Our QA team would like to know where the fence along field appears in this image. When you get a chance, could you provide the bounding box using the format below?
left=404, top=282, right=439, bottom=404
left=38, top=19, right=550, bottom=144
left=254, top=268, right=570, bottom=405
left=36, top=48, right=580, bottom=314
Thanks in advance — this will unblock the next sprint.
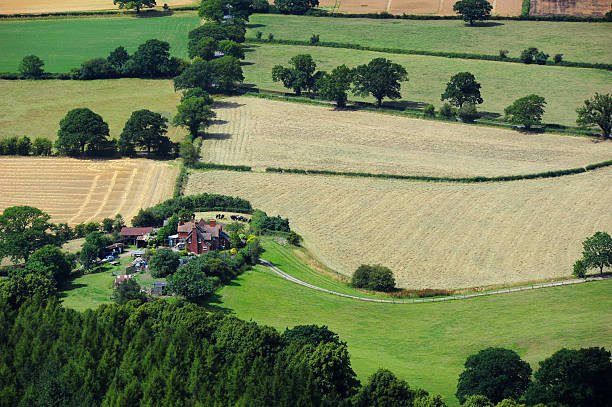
left=530, top=0, right=611, bottom=17
left=203, top=97, right=612, bottom=177
left=0, top=157, right=177, bottom=225
left=317, top=0, right=523, bottom=15
left=0, top=0, right=196, bottom=14
left=186, top=168, right=612, bottom=289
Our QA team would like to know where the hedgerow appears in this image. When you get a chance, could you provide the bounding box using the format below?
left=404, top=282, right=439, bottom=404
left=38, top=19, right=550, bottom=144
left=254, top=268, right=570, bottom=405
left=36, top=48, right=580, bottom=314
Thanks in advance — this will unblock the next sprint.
left=189, top=162, right=252, bottom=171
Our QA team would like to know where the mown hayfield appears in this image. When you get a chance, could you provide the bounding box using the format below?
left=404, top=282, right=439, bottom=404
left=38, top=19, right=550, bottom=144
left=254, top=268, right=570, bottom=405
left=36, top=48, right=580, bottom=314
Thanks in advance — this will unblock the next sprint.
left=0, top=12, right=199, bottom=72
left=0, top=79, right=186, bottom=141
left=186, top=168, right=612, bottom=289
left=247, top=14, right=612, bottom=64
left=530, top=0, right=611, bottom=17
left=218, top=263, right=612, bottom=406
left=204, top=97, right=612, bottom=177
left=243, top=43, right=612, bottom=126
left=0, top=157, right=177, bottom=225
left=0, top=0, right=196, bottom=14
left=314, top=0, right=522, bottom=15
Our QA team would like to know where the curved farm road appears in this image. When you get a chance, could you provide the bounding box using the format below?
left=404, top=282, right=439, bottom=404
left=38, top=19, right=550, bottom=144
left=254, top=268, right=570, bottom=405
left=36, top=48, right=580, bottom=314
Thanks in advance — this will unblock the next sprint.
left=259, top=260, right=611, bottom=304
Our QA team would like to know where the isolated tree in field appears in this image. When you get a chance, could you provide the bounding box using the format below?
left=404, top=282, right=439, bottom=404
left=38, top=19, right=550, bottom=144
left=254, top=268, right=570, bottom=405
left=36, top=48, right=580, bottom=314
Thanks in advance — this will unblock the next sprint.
left=318, top=64, right=353, bottom=108
left=524, top=347, right=612, bottom=407
left=441, top=72, right=483, bottom=108
left=189, top=36, right=218, bottom=60
left=150, top=248, right=180, bottom=277
left=353, top=369, right=418, bottom=407
left=113, top=0, right=156, bottom=13
left=218, top=40, right=245, bottom=59
left=210, top=56, right=244, bottom=93
left=173, top=97, right=216, bottom=138
left=120, top=109, right=170, bottom=154
left=504, top=94, right=546, bottom=130
left=272, top=54, right=321, bottom=96
left=456, top=347, right=532, bottom=404
left=130, top=39, right=173, bottom=77
left=453, top=0, right=493, bottom=25
left=18, top=55, right=45, bottom=79
left=0, top=206, right=56, bottom=263
left=25, top=245, right=72, bottom=285
left=351, top=264, right=396, bottom=292
left=107, top=46, right=130, bottom=73
left=352, top=58, right=408, bottom=107
left=573, top=232, right=612, bottom=275
left=55, top=108, right=110, bottom=156
left=576, top=92, right=612, bottom=139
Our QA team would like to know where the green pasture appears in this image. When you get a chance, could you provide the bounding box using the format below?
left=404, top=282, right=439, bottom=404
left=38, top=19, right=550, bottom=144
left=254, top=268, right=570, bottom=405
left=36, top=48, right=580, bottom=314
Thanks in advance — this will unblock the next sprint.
left=0, top=12, right=200, bottom=72
left=247, top=14, right=612, bottom=65
left=217, top=264, right=612, bottom=406
left=243, top=43, right=612, bottom=126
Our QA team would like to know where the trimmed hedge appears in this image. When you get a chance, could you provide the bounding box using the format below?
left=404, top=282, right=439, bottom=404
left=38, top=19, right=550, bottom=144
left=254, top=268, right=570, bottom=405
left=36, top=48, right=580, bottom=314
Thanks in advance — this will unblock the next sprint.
left=189, top=162, right=252, bottom=171
left=265, top=159, right=612, bottom=183
left=0, top=8, right=193, bottom=19
left=174, top=165, right=188, bottom=198
left=246, top=38, right=612, bottom=71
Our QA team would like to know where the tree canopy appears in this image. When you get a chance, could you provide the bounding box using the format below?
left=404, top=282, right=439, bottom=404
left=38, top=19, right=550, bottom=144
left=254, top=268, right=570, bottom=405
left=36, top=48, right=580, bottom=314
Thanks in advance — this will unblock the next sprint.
left=453, top=0, right=493, bottom=25
left=351, top=264, right=396, bottom=292
left=353, top=368, right=419, bottom=407
left=113, top=0, right=156, bottom=13
left=18, top=55, right=45, bottom=79
left=272, top=54, right=321, bottom=96
left=149, top=248, right=180, bottom=277
left=318, top=64, right=353, bottom=108
left=173, top=96, right=216, bottom=138
left=274, top=0, right=319, bottom=14
left=120, top=109, right=170, bottom=155
left=0, top=206, right=56, bottom=263
left=352, top=58, right=408, bottom=107
left=504, top=94, right=546, bottom=130
left=456, top=347, right=532, bottom=404
left=441, top=72, right=483, bottom=108
left=188, top=36, right=218, bottom=60
left=576, top=92, right=612, bottom=139
left=55, top=108, right=111, bottom=156
left=199, top=0, right=253, bottom=21
left=575, top=231, right=612, bottom=275
left=130, top=39, right=174, bottom=77
left=25, top=245, right=72, bottom=285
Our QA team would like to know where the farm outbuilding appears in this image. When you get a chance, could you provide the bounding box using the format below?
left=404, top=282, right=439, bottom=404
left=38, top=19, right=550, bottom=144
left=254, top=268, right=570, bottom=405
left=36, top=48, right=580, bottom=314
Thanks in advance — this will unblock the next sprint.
left=120, top=227, right=153, bottom=247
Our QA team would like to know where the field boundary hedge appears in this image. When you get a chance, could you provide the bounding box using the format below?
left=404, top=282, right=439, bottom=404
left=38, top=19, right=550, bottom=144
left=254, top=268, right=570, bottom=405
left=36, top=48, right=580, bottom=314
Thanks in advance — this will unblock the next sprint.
left=263, top=159, right=612, bottom=183
left=0, top=7, right=197, bottom=19
left=245, top=38, right=612, bottom=70
left=189, top=162, right=253, bottom=171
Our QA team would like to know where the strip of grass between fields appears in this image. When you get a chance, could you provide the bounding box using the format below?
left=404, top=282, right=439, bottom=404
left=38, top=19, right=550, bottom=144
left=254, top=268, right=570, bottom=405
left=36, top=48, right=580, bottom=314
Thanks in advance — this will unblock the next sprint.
left=264, top=159, right=612, bottom=183
left=245, top=38, right=612, bottom=71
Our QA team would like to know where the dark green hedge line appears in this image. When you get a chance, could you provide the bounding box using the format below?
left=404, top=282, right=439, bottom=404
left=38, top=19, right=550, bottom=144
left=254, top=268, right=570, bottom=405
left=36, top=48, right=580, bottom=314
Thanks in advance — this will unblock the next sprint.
left=189, top=162, right=252, bottom=172
left=265, top=160, right=612, bottom=183
left=174, top=166, right=188, bottom=198
left=0, top=8, right=195, bottom=18
left=246, top=38, right=612, bottom=70
left=0, top=72, right=71, bottom=80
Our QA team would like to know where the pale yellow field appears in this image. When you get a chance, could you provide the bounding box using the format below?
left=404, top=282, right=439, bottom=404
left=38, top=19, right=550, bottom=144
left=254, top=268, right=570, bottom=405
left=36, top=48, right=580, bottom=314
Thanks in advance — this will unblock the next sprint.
left=203, top=97, right=612, bottom=178
left=0, top=79, right=186, bottom=141
left=186, top=169, right=612, bottom=289
left=0, top=157, right=177, bottom=225
left=0, top=0, right=196, bottom=15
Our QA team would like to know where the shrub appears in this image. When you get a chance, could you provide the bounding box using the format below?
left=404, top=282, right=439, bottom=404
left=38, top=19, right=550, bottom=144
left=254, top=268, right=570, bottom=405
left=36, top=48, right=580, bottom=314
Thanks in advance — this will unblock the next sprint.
left=16, top=136, right=32, bottom=156
left=18, top=55, right=45, bottom=79
left=287, top=231, right=301, bottom=246
left=423, top=104, right=435, bottom=117
left=253, top=0, right=270, bottom=12
left=553, top=53, right=563, bottom=63
left=499, top=49, right=509, bottom=58
left=79, top=58, right=116, bottom=80
left=534, top=51, right=549, bottom=65
left=439, top=102, right=455, bottom=118
left=351, top=264, right=396, bottom=292
left=256, top=31, right=263, bottom=39
left=309, top=34, right=320, bottom=44
left=149, top=248, right=181, bottom=277
left=268, top=33, right=274, bottom=41
left=520, top=47, right=538, bottom=64
left=458, top=103, right=479, bottom=122
left=32, top=138, right=52, bottom=156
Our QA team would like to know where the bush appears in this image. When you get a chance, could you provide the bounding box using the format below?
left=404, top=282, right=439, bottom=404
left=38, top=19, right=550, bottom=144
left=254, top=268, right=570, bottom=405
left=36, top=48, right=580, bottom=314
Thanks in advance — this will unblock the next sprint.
left=458, top=103, right=478, bottom=122
left=256, top=31, right=263, bottom=39
left=79, top=58, right=116, bottom=80
left=253, top=0, right=270, bottom=12
left=149, top=248, right=180, bottom=277
left=287, top=231, right=301, bottom=245
left=553, top=53, right=563, bottom=63
left=268, top=33, right=274, bottom=41
left=18, top=55, right=45, bottom=79
left=16, top=136, right=32, bottom=156
left=499, top=49, right=509, bottom=58
left=520, top=47, right=538, bottom=64
left=534, top=51, right=549, bottom=65
left=423, top=104, right=435, bottom=117
left=439, top=103, right=455, bottom=118
left=309, top=34, right=320, bottom=44
left=32, top=138, right=52, bottom=156
left=351, top=264, right=396, bottom=292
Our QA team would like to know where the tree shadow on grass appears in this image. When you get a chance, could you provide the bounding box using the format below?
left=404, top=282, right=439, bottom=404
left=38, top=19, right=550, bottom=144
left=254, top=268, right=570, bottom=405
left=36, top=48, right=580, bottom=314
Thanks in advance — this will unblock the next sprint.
left=210, top=119, right=229, bottom=126
left=478, top=111, right=502, bottom=120
left=213, top=100, right=245, bottom=109
left=464, top=21, right=504, bottom=27
left=57, top=279, right=88, bottom=300
left=243, top=44, right=260, bottom=52
left=205, top=133, right=232, bottom=140
left=199, top=293, right=235, bottom=314
left=246, top=23, right=266, bottom=28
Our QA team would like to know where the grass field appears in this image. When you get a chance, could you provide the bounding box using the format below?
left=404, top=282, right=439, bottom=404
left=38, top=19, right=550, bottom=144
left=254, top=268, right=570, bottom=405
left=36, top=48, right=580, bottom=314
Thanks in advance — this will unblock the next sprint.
left=0, top=157, right=177, bottom=225
left=0, top=0, right=196, bottom=14
left=243, top=43, right=612, bottom=126
left=217, top=264, right=612, bottom=406
left=204, top=97, right=612, bottom=177
left=0, top=79, right=187, bottom=141
left=247, top=15, right=612, bottom=65
left=0, top=12, right=200, bottom=72
left=185, top=168, right=612, bottom=289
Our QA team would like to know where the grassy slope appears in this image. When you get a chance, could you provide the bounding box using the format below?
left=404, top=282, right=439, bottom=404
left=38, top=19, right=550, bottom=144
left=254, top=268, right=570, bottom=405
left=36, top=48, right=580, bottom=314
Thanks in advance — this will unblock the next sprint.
left=217, top=264, right=612, bottom=406
left=0, top=12, right=200, bottom=72
left=243, top=43, right=612, bottom=126
left=0, top=79, right=185, bottom=140
left=247, top=14, right=612, bottom=65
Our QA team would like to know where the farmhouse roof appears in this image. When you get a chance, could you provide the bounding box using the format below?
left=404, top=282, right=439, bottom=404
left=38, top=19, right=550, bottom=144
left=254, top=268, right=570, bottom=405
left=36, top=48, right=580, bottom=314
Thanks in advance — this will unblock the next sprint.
left=178, top=222, right=195, bottom=234
left=120, top=227, right=153, bottom=237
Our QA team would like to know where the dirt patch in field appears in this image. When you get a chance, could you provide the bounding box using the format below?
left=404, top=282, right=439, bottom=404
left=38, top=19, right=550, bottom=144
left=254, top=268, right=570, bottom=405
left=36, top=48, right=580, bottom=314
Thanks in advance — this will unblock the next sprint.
left=186, top=169, right=612, bottom=289
left=530, top=0, right=611, bottom=16
left=0, top=0, right=196, bottom=15
left=0, top=157, right=177, bottom=225
left=202, top=97, right=612, bottom=178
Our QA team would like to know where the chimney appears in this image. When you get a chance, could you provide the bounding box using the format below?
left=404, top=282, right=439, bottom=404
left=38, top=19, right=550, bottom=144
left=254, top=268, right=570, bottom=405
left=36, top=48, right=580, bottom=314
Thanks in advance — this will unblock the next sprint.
left=209, top=219, right=216, bottom=227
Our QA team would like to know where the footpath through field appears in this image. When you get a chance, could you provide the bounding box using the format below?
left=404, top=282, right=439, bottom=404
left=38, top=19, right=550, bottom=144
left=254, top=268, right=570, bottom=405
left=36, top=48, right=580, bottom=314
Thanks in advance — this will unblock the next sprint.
left=259, top=259, right=611, bottom=303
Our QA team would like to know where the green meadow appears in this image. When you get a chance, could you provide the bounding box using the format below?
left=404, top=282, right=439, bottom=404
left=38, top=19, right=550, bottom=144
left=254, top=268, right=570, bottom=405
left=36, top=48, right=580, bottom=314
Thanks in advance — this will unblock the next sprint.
left=217, top=240, right=612, bottom=406
left=0, top=12, right=200, bottom=72
left=247, top=14, right=612, bottom=64
left=243, top=43, right=612, bottom=126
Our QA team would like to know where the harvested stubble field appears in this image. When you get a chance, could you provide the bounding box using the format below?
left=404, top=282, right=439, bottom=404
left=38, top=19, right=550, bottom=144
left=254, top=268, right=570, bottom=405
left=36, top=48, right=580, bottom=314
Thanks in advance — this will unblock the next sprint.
left=246, top=15, right=612, bottom=65
left=315, top=0, right=522, bottom=15
left=530, top=0, right=611, bottom=17
left=0, top=79, right=186, bottom=141
left=0, top=13, right=199, bottom=72
left=0, top=0, right=196, bottom=15
left=186, top=168, right=612, bottom=289
left=204, top=97, right=612, bottom=177
left=243, top=43, right=612, bottom=126
left=0, top=157, right=177, bottom=225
